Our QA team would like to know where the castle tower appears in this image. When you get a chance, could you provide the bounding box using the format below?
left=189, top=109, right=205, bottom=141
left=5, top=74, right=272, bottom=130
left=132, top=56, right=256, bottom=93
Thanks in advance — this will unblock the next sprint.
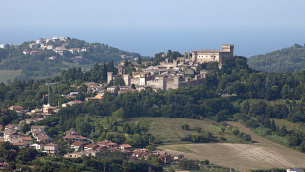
left=118, top=63, right=124, bottom=75
left=222, top=44, right=234, bottom=58
left=184, top=52, right=191, bottom=60
left=107, top=72, right=113, bottom=84
left=159, top=77, right=164, bottom=90
left=173, top=59, right=178, bottom=67
left=140, top=75, right=146, bottom=86
left=173, top=76, right=179, bottom=89
left=123, top=74, right=131, bottom=86
left=192, top=51, right=198, bottom=62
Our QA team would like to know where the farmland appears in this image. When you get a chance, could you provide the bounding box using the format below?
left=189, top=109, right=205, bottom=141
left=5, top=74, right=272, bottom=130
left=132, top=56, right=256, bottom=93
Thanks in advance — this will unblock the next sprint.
left=159, top=121, right=305, bottom=171
left=129, top=117, right=246, bottom=143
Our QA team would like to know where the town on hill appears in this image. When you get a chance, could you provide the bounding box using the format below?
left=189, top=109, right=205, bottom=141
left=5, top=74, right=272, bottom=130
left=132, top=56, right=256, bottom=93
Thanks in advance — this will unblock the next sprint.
left=0, top=37, right=141, bottom=83
left=1, top=41, right=305, bottom=171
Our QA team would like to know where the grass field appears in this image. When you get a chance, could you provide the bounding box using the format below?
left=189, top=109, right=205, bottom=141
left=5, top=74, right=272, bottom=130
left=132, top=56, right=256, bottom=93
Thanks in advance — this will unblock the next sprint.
left=129, top=117, right=245, bottom=143
left=159, top=121, right=305, bottom=171
left=273, top=118, right=305, bottom=133
left=0, top=70, right=22, bottom=84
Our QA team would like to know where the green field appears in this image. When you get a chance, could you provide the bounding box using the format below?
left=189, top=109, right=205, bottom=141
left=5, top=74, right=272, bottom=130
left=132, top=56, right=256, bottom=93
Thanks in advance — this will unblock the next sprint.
left=272, top=118, right=305, bottom=133
left=0, top=70, right=22, bottom=84
left=129, top=117, right=245, bottom=143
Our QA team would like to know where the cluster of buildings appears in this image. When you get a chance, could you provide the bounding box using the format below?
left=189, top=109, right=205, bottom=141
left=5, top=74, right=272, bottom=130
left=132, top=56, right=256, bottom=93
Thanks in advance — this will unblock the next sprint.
left=0, top=124, right=58, bottom=154
left=106, top=44, right=234, bottom=91
left=64, top=133, right=183, bottom=163
left=17, top=37, right=91, bottom=63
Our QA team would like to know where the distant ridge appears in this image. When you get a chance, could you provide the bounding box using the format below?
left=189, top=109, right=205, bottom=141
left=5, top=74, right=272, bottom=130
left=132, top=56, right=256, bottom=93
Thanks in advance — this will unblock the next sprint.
left=0, top=37, right=141, bottom=83
left=248, top=43, right=305, bottom=73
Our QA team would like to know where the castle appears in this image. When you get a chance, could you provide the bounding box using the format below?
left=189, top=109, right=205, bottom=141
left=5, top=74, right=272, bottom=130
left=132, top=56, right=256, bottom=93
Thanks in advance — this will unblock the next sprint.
left=108, top=44, right=234, bottom=91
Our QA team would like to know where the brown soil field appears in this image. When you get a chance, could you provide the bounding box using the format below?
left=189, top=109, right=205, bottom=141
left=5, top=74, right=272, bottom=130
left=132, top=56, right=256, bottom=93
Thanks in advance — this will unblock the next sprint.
left=160, top=121, right=305, bottom=171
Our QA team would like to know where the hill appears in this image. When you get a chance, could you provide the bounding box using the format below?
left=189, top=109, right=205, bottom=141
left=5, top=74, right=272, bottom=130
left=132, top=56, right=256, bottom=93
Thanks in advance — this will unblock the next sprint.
left=160, top=121, right=305, bottom=171
left=0, top=37, right=141, bottom=83
left=248, top=43, right=305, bottom=73
left=129, top=117, right=248, bottom=144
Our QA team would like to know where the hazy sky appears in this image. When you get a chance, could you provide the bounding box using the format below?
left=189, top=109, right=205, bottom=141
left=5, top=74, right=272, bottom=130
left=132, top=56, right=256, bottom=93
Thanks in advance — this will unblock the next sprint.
left=1, top=0, right=305, bottom=57
left=2, top=0, right=305, bottom=28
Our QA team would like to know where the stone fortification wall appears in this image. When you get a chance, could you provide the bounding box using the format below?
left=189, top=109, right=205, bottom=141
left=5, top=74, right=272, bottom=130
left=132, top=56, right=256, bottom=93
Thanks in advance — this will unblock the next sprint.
left=130, top=78, right=140, bottom=86
left=179, top=77, right=207, bottom=88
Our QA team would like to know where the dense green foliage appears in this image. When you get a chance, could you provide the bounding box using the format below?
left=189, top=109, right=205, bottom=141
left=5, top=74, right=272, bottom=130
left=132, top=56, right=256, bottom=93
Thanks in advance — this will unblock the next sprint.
left=248, top=43, right=305, bottom=73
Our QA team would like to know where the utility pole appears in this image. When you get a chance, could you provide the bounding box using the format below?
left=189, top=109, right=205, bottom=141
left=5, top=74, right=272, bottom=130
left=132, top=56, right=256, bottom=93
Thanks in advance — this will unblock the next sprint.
left=45, top=83, right=58, bottom=106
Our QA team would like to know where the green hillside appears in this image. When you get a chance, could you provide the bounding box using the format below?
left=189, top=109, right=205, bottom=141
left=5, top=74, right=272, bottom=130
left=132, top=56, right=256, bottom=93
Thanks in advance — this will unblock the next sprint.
left=0, top=38, right=141, bottom=83
left=248, top=43, right=305, bottom=73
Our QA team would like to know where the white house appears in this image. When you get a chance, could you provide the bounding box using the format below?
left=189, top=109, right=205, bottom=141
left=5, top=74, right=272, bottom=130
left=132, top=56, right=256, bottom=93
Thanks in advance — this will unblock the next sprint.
left=287, top=167, right=304, bottom=172
left=30, top=143, right=44, bottom=151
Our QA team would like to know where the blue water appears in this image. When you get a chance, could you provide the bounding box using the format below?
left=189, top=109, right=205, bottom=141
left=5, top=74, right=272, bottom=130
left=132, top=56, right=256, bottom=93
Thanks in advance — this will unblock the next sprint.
left=1, top=26, right=305, bottom=57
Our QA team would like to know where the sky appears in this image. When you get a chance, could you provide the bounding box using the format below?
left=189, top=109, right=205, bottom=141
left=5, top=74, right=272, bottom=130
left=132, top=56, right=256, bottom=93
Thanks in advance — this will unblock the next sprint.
left=1, top=0, right=305, bottom=57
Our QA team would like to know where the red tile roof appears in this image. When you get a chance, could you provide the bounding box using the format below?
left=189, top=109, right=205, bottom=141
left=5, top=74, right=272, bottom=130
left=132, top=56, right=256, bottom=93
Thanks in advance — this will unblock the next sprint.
left=71, top=141, right=87, bottom=147
left=96, top=140, right=109, bottom=145
left=120, top=144, right=132, bottom=148
left=21, top=137, right=32, bottom=141
left=46, top=143, right=58, bottom=146
left=95, top=145, right=107, bottom=151
left=106, top=142, right=118, bottom=146
left=85, top=144, right=98, bottom=149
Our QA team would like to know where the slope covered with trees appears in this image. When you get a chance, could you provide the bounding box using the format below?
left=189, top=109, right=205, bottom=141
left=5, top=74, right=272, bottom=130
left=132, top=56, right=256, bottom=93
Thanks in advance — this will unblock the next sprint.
left=3, top=53, right=305, bottom=172
left=0, top=38, right=140, bottom=83
left=248, top=43, right=305, bottom=73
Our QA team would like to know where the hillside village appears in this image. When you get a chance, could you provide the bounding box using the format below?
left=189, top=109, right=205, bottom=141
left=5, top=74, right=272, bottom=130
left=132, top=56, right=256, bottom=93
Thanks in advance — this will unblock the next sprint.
left=2, top=39, right=305, bottom=170
left=0, top=41, right=238, bottom=171
left=1, top=37, right=137, bottom=64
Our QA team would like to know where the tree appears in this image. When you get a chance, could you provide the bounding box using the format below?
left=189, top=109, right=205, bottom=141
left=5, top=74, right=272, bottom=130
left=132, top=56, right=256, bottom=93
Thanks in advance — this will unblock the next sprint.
left=108, top=60, right=114, bottom=73
left=112, top=107, right=125, bottom=120
left=181, top=124, right=190, bottom=130
left=76, top=92, right=85, bottom=101
left=17, top=148, right=37, bottom=164
left=136, top=57, right=142, bottom=64
left=21, top=123, right=31, bottom=133
left=168, top=167, right=175, bottom=172
left=271, top=120, right=276, bottom=131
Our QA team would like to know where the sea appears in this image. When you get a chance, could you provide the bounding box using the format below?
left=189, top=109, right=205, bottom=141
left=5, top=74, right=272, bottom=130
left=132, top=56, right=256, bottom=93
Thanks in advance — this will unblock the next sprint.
left=1, top=26, right=305, bottom=57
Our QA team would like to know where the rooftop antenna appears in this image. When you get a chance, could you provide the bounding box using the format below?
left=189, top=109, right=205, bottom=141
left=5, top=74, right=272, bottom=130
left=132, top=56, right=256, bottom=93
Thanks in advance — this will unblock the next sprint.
left=45, top=83, right=58, bottom=106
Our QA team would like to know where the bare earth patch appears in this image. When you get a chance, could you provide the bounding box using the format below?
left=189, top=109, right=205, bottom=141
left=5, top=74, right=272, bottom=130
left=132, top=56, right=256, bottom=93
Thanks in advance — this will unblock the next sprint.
left=160, top=121, right=305, bottom=171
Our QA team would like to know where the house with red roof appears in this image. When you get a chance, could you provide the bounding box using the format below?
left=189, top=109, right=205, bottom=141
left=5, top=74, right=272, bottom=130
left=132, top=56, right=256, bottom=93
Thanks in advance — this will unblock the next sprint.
left=84, top=144, right=98, bottom=151
left=21, top=137, right=33, bottom=144
left=95, top=145, right=107, bottom=152
left=8, top=105, right=24, bottom=112
left=71, top=141, right=87, bottom=151
left=64, top=128, right=87, bottom=142
left=13, top=142, right=29, bottom=149
left=97, top=140, right=118, bottom=148
left=119, top=144, right=132, bottom=150
left=0, top=163, right=9, bottom=171
left=44, top=143, right=58, bottom=154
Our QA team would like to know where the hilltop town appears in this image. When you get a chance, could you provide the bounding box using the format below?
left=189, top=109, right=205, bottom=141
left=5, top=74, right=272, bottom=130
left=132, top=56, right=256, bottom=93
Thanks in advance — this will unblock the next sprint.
left=108, top=44, right=234, bottom=91
left=0, top=41, right=238, bottom=171
left=2, top=38, right=304, bottom=171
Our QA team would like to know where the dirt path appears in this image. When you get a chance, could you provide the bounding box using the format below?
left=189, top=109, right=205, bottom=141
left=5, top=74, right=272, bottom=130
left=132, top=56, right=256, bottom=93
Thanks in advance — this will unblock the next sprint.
left=160, top=122, right=305, bottom=171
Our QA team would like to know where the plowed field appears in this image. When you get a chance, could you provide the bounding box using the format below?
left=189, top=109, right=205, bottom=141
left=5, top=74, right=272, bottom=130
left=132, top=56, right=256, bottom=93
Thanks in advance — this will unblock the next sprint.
left=160, top=121, right=305, bottom=171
